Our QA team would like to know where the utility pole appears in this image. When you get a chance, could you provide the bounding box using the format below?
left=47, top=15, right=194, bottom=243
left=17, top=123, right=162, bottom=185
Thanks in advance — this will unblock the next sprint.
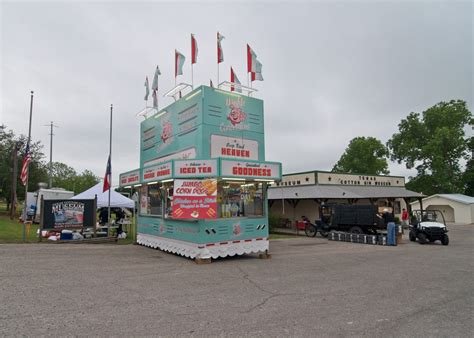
left=10, top=142, right=22, bottom=219
left=44, top=121, right=58, bottom=188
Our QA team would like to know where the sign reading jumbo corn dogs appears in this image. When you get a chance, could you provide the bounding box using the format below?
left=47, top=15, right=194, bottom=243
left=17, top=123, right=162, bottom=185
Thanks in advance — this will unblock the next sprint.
left=172, top=179, right=217, bottom=219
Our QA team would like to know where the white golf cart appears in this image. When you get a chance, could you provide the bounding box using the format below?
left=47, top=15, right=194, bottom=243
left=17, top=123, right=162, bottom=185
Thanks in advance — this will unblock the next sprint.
left=409, top=209, right=449, bottom=245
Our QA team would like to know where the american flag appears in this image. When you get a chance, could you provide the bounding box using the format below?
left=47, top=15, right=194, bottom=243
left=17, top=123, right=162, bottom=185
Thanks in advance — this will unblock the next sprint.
left=20, top=143, right=30, bottom=186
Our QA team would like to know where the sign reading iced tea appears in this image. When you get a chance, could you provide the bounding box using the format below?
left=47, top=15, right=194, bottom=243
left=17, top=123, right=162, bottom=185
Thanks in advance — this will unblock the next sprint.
left=172, top=179, right=217, bottom=219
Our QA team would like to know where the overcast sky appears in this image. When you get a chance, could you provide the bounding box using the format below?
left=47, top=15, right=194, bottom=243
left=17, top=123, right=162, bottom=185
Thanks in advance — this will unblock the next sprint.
left=1, top=0, right=472, bottom=186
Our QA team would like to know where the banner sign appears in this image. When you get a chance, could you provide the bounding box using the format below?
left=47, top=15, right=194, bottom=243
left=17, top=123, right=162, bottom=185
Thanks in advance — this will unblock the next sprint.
left=119, top=170, right=140, bottom=187
left=210, top=134, right=258, bottom=160
left=42, top=199, right=95, bottom=230
left=220, top=160, right=281, bottom=180
left=142, top=162, right=172, bottom=182
left=174, top=159, right=218, bottom=178
left=172, top=179, right=217, bottom=219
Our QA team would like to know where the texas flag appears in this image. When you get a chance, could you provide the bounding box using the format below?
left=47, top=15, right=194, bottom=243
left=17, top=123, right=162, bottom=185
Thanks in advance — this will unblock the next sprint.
left=103, top=155, right=111, bottom=192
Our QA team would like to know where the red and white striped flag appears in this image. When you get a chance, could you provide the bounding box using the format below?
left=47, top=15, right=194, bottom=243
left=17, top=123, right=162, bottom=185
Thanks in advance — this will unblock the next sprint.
left=247, top=44, right=263, bottom=82
left=230, top=67, right=242, bottom=93
left=20, top=143, right=30, bottom=186
left=191, top=34, right=198, bottom=64
left=175, top=50, right=185, bottom=77
left=217, top=32, right=225, bottom=63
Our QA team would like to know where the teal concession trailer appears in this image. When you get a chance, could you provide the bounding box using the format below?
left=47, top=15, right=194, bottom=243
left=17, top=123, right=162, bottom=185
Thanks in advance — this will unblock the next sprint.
left=119, top=85, right=281, bottom=259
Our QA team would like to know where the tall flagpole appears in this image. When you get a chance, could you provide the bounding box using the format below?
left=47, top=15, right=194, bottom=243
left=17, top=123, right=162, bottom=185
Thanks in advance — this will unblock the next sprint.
left=22, top=91, right=34, bottom=242
left=191, top=64, right=194, bottom=89
left=107, top=104, right=113, bottom=230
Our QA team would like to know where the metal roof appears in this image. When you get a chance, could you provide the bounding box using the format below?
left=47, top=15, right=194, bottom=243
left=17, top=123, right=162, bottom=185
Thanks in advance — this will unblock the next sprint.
left=428, top=194, right=474, bottom=205
left=268, top=185, right=424, bottom=200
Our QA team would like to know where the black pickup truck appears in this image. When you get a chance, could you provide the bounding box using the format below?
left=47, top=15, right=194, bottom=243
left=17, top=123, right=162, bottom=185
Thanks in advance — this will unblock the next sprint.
left=317, top=204, right=386, bottom=234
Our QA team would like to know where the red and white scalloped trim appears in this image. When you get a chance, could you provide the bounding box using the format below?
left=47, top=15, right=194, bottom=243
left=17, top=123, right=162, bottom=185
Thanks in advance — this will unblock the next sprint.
left=137, top=233, right=269, bottom=259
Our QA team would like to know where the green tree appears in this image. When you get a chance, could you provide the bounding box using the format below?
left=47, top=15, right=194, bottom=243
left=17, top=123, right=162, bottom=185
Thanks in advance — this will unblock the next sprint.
left=50, top=162, right=77, bottom=190
left=0, top=126, right=48, bottom=209
left=388, top=100, right=472, bottom=195
left=72, top=170, right=99, bottom=194
left=332, top=136, right=390, bottom=175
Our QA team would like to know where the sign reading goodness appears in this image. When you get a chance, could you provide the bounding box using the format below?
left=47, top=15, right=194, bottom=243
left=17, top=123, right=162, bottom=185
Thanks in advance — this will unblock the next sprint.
left=42, top=199, right=96, bottom=230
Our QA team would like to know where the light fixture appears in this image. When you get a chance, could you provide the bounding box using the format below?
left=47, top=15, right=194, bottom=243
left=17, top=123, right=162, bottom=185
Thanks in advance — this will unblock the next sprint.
left=255, top=179, right=275, bottom=184
left=221, top=177, right=245, bottom=181
left=185, top=89, right=201, bottom=101
left=161, top=178, right=174, bottom=183
left=133, top=184, right=142, bottom=187
left=147, top=181, right=159, bottom=185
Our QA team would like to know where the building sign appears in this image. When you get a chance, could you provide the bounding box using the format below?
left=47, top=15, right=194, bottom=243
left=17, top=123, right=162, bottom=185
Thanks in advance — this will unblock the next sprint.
left=42, top=199, right=95, bottom=230
left=317, top=172, right=405, bottom=187
left=144, top=147, right=196, bottom=167
left=172, top=179, right=217, bottom=219
left=142, top=162, right=172, bottom=182
left=119, top=170, right=140, bottom=187
left=220, top=160, right=281, bottom=180
left=273, top=172, right=316, bottom=187
left=211, top=135, right=258, bottom=160
left=174, top=159, right=218, bottom=178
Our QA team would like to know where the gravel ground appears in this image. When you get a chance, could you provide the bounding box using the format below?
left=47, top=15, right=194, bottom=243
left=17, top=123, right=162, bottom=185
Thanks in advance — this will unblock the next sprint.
left=0, top=224, right=472, bottom=337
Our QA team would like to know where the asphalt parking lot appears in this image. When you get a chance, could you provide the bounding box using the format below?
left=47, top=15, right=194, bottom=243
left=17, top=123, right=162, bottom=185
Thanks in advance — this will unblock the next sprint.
left=1, top=224, right=472, bottom=337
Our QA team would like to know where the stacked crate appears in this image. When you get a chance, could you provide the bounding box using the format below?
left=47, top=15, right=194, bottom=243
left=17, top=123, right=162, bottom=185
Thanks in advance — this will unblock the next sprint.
left=328, top=231, right=387, bottom=245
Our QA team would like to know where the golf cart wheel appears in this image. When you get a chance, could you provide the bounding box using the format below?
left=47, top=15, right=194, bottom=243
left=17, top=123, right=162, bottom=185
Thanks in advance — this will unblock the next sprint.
left=305, top=224, right=317, bottom=237
left=350, top=226, right=363, bottom=234
left=409, top=230, right=417, bottom=242
left=441, top=234, right=449, bottom=246
left=417, top=232, right=428, bottom=244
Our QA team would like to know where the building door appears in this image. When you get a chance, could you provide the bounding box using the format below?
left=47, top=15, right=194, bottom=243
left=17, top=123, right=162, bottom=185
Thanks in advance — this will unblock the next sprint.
left=426, top=205, right=455, bottom=222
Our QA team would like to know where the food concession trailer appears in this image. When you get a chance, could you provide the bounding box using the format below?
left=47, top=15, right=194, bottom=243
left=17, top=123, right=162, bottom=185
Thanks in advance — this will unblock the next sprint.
left=120, top=85, right=281, bottom=260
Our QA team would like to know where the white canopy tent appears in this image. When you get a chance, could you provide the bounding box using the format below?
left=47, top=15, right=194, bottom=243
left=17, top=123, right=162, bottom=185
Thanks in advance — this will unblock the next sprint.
left=71, top=182, right=135, bottom=209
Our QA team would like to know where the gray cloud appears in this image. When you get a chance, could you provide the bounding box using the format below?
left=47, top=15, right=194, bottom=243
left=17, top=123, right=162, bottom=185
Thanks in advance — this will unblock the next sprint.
left=1, top=1, right=472, bottom=187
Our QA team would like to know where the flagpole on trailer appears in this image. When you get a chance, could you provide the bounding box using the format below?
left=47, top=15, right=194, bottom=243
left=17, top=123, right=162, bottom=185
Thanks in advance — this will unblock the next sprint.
left=191, top=63, right=194, bottom=89
left=22, top=91, right=34, bottom=242
left=217, top=63, right=219, bottom=87
left=107, top=104, right=113, bottom=235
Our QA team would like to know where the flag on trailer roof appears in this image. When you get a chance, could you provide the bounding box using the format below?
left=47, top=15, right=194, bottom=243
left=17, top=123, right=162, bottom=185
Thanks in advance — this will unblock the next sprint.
left=191, top=34, right=198, bottom=64
left=144, top=77, right=150, bottom=100
left=247, top=44, right=258, bottom=73
left=151, top=65, right=161, bottom=91
left=251, top=59, right=264, bottom=82
left=217, top=32, right=225, bottom=63
left=230, top=67, right=242, bottom=93
left=175, top=50, right=185, bottom=77
left=103, top=155, right=111, bottom=192
left=20, top=143, right=30, bottom=186
left=152, top=89, right=158, bottom=108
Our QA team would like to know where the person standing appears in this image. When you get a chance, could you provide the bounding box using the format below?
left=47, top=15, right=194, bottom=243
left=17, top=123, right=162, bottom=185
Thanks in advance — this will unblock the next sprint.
left=401, top=208, right=409, bottom=230
left=382, top=208, right=397, bottom=246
